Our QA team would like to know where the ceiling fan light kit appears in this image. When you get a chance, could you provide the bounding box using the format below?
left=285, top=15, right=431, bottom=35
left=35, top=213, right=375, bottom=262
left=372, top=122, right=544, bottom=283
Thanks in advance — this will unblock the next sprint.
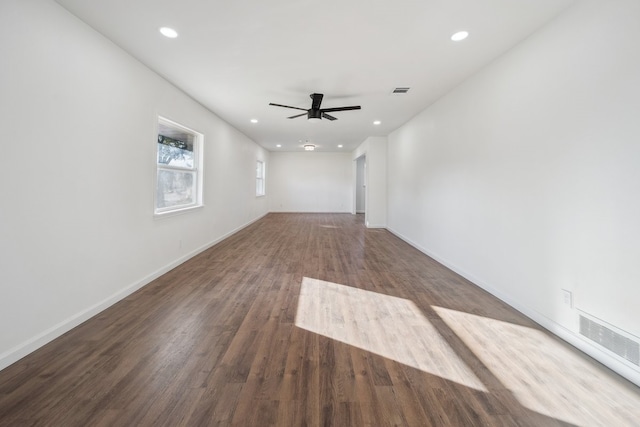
left=304, top=144, right=316, bottom=151
left=269, top=93, right=361, bottom=121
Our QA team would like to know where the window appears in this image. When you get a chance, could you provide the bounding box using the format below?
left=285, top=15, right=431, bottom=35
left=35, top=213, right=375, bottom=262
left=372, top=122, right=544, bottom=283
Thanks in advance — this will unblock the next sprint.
left=155, top=117, right=203, bottom=215
left=256, top=160, right=265, bottom=196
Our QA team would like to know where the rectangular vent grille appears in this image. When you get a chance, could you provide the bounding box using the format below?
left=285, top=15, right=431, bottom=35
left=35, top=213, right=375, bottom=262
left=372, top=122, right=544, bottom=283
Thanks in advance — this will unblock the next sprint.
left=579, top=315, right=640, bottom=366
left=392, top=87, right=410, bottom=94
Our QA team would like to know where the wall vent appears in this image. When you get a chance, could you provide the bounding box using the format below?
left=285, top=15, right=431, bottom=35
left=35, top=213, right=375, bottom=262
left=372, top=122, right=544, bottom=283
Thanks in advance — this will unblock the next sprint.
left=392, top=87, right=410, bottom=94
left=579, top=314, right=640, bottom=366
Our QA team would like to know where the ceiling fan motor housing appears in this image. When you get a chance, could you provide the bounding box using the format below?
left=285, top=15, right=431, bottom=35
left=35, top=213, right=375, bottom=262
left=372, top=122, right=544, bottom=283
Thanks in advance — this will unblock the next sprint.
left=308, top=109, right=322, bottom=120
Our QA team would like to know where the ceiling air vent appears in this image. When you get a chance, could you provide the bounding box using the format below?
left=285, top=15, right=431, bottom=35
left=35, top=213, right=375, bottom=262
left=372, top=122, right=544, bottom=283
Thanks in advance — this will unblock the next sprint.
left=392, top=87, right=410, bottom=94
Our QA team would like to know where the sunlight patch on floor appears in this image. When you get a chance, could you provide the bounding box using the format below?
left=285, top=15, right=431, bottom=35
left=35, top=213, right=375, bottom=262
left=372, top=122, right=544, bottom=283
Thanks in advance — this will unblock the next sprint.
left=295, top=277, right=486, bottom=391
left=433, top=306, right=640, bottom=426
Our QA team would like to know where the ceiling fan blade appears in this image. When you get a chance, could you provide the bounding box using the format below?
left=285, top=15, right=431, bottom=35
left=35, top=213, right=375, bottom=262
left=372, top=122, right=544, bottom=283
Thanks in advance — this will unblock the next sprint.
left=310, top=93, right=324, bottom=110
left=287, top=112, right=307, bottom=119
left=322, top=113, right=337, bottom=121
left=320, top=106, right=361, bottom=113
left=269, top=103, right=308, bottom=111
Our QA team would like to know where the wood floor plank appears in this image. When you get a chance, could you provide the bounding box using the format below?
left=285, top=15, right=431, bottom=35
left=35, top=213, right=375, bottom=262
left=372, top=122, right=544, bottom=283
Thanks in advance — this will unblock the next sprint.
left=1, top=213, right=639, bottom=426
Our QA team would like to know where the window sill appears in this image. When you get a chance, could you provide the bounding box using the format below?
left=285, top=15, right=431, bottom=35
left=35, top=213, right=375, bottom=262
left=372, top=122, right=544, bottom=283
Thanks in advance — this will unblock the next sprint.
left=154, top=204, right=204, bottom=219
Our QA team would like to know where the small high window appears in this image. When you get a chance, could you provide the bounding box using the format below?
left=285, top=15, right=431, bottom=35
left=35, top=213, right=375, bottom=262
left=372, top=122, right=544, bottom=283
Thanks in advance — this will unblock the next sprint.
left=155, top=117, right=203, bottom=215
left=256, top=160, right=265, bottom=196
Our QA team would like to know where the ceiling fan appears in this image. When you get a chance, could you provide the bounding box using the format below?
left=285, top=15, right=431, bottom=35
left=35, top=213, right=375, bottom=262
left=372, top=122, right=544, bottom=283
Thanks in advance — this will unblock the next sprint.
left=269, top=93, right=361, bottom=121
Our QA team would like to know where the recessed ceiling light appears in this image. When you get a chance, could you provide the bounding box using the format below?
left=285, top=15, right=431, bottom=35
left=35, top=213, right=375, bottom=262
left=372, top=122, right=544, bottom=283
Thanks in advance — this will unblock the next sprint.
left=250, top=119, right=258, bottom=123
left=373, top=120, right=381, bottom=125
left=159, top=27, right=179, bottom=38
left=338, top=145, right=343, bottom=148
left=276, top=144, right=282, bottom=148
left=451, top=31, right=469, bottom=42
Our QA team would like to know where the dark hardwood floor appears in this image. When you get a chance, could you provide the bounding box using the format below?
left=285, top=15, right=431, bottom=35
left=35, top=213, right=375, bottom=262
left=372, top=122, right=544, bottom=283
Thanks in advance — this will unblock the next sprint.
left=0, top=213, right=639, bottom=426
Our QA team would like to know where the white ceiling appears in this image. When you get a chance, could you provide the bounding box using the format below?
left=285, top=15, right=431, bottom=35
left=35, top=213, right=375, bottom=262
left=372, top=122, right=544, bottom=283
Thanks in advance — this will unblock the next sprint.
left=55, top=0, right=574, bottom=152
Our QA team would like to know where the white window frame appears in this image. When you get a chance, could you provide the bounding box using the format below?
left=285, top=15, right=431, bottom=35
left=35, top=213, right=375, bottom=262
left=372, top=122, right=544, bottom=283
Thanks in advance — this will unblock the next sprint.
left=256, top=160, right=265, bottom=197
left=154, top=116, right=204, bottom=216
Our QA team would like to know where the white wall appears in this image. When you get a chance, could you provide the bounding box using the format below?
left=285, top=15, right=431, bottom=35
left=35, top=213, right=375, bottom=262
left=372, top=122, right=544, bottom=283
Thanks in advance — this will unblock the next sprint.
left=353, top=137, right=387, bottom=228
left=387, top=0, right=640, bottom=385
left=268, top=152, right=353, bottom=212
left=0, top=0, right=268, bottom=370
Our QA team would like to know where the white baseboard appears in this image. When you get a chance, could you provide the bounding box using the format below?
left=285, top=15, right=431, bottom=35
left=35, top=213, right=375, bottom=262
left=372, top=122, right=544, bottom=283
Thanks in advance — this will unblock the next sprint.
left=386, top=226, right=640, bottom=388
left=269, top=210, right=353, bottom=214
left=366, top=223, right=386, bottom=229
left=0, top=213, right=268, bottom=372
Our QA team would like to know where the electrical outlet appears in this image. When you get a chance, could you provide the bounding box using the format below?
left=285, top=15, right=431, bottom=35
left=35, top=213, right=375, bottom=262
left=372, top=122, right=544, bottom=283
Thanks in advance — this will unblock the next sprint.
left=562, top=289, right=572, bottom=308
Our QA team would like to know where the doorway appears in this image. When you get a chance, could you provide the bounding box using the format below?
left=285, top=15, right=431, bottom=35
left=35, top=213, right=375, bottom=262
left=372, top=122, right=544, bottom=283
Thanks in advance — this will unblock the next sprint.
left=355, top=155, right=366, bottom=215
